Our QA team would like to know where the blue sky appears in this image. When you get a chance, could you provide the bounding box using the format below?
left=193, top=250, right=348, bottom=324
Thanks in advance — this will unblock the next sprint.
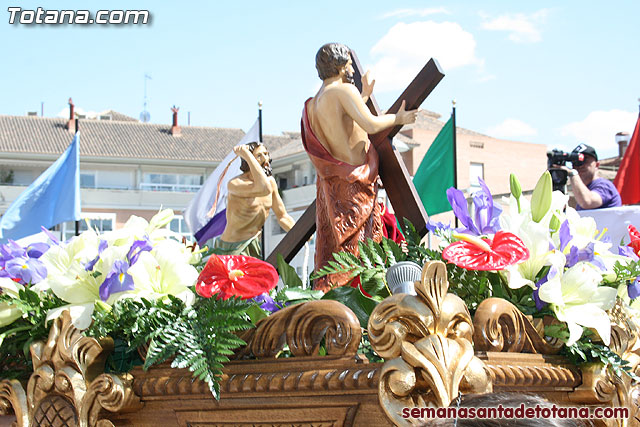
left=2, top=1, right=639, bottom=158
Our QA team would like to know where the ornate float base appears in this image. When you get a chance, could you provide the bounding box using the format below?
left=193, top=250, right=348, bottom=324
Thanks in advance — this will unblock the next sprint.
left=2, top=261, right=639, bottom=426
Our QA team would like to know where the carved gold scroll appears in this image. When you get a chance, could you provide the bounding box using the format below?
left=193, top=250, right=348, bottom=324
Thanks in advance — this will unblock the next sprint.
left=235, top=299, right=362, bottom=359
left=368, top=260, right=493, bottom=425
left=0, top=310, right=141, bottom=427
left=473, top=297, right=563, bottom=354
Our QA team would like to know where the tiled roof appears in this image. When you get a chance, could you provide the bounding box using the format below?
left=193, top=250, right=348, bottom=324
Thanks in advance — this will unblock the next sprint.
left=100, top=110, right=139, bottom=122
left=0, top=115, right=292, bottom=162
left=270, top=138, right=305, bottom=158
left=0, top=110, right=448, bottom=164
left=404, top=109, right=490, bottom=138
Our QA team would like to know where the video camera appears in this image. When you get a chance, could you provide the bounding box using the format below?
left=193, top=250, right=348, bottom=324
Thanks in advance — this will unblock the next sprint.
left=547, top=149, right=585, bottom=192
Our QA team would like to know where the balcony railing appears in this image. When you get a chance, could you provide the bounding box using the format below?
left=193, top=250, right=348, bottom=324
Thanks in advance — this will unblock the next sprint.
left=139, top=183, right=202, bottom=193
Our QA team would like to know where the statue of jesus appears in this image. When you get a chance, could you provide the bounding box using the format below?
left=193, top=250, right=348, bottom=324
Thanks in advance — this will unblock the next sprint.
left=302, top=43, right=417, bottom=291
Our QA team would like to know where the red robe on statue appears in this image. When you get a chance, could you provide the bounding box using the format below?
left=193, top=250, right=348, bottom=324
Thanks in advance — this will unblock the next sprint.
left=301, top=99, right=383, bottom=292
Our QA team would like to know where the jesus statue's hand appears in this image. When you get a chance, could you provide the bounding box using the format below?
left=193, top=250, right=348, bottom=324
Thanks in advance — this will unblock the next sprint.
left=394, top=100, right=418, bottom=125
left=361, top=70, right=375, bottom=100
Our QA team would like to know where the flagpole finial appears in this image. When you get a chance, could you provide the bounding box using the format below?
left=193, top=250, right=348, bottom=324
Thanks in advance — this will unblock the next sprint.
left=258, top=101, right=263, bottom=110
left=452, top=99, right=456, bottom=107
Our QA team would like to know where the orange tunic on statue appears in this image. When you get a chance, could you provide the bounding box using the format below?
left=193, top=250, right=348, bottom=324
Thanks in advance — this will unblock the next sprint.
left=301, top=98, right=383, bottom=292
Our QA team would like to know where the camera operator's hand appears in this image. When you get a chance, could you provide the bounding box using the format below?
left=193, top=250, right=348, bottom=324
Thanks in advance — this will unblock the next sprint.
left=550, top=164, right=578, bottom=176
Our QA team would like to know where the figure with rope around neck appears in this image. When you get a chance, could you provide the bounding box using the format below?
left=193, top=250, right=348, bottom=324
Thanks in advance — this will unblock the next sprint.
left=208, top=142, right=295, bottom=258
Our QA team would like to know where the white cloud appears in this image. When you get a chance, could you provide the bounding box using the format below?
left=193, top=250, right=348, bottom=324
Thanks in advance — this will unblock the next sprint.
left=486, top=119, right=537, bottom=139
left=380, top=8, right=450, bottom=19
left=477, top=74, right=496, bottom=83
left=480, top=9, right=549, bottom=43
left=369, top=21, right=482, bottom=93
left=560, top=110, right=637, bottom=156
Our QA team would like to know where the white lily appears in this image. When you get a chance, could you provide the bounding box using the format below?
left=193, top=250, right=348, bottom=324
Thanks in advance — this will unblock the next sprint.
left=500, top=195, right=564, bottom=289
left=121, top=239, right=197, bottom=305
left=538, top=263, right=616, bottom=346
left=556, top=208, right=627, bottom=281
left=36, top=230, right=105, bottom=329
left=103, top=209, right=181, bottom=247
left=0, top=278, right=23, bottom=327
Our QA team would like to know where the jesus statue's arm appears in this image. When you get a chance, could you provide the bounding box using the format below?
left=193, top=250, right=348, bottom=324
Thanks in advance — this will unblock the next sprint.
left=336, top=84, right=417, bottom=134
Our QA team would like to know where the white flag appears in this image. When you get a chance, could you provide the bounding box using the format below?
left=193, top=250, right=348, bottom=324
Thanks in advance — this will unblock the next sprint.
left=183, top=119, right=260, bottom=243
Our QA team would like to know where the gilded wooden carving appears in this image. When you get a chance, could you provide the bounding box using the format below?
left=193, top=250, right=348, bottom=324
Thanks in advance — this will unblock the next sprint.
left=0, top=310, right=141, bottom=427
left=235, top=299, right=361, bottom=359
left=472, top=297, right=563, bottom=354
left=563, top=299, right=640, bottom=426
left=368, top=260, right=492, bottom=425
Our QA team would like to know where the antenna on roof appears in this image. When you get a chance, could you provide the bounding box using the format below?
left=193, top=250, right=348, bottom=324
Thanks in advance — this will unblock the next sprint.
left=139, top=73, right=152, bottom=123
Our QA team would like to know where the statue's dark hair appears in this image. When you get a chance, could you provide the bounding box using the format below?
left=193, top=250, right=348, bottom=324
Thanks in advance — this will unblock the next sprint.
left=239, top=142, right=272, bottom=176
left=315, top=43, right=351, bottom=80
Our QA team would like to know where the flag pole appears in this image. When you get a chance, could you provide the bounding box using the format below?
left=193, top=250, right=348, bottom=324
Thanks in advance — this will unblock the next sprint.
left=75, top=119, right=80, bottom=237
left=258, top=101, right=265, bottom=258
left=258, top=101, right=263, bottom=142
left=452, top=99, right=459, bottom=228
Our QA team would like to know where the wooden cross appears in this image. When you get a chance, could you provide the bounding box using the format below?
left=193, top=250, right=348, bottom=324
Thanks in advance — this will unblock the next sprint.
left=266, top=50, right=445, bottom=266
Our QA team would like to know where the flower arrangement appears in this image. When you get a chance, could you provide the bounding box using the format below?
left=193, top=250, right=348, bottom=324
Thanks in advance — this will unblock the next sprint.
left=0, top=209, right=290, bottom=398
left=3, top=171, right=640, bottom=400
left=313, top=171, right=640, bottom=378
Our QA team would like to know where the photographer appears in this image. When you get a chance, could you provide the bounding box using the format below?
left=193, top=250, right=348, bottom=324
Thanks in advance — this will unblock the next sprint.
left=555, top=144, right=621, bottom=210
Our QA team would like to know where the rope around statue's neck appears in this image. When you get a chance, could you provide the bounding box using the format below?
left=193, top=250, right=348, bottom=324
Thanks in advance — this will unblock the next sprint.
left=207, top=154, right=239, bottom=218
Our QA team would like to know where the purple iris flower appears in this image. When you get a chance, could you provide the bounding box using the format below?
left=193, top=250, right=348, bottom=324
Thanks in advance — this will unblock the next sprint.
left=618, top=246, right=640, bottom=299
left=558, top=220, right=572, bottom=252
left=84, top=240, right=108, bottom=272
left=628, top=278, right=640, bottom=300
left=566, top=243, right=606, bottom=270
left=5, top=257, right=47, bottom=285
left=533, top=265, right=559, bottom=311
left=0, top=240, right=26, bottom=259
left=447, top=187, right=479, bottom=234
left=472, top=179, right=502, bottom=234
left=40, top=226, right=60, bottom=246
left=0, top=240, right=49, bottom=284
left=24, top=242, right=50, bottom=259
left=126, top=239, right=153, bottom=266
left=99, top=260, right=135, bottom=301
left=619, top=245, right=639, bottom=261
left=252, top=292, right=279, bottom=313
left=446, top=178, right=501, bottom=236
left=425, top=219, right=451, bottom=234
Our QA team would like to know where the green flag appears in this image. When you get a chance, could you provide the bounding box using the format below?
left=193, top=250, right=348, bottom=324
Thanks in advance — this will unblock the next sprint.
left=413, top=116, right=455, bottom=215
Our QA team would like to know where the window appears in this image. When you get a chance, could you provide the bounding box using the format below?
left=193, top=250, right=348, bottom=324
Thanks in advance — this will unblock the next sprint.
left=141, top=173, right=203, bottom=192
left=279, top=177, right=288, bottom=190
left=469, top=163, right=484, bottom=190
left=80, top=172, right=96, bottom=188
left=60, top=212, right=115, bottom=241
left=168, top=215, right=194, bottom=242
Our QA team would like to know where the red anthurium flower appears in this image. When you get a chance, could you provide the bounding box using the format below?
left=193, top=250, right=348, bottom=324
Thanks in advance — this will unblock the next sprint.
left=442, top=231, right=529, bottom=271
left=196, top=255, right=279, bottom=300
left=349, top=276, right=372, bottom=298
left=628, top=225, right=640, bottom=256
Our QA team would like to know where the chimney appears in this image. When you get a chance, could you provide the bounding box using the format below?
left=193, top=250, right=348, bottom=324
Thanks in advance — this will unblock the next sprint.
left=65, top=98, right=76, bottom=133
left=170, top=106, right=181, bottom=136
left=616, top=132, right=630, bottom=158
